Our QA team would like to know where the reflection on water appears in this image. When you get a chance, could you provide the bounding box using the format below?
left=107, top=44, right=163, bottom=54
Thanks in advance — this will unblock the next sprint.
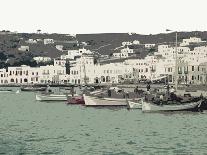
left=0, top=91, right=207, bottom=154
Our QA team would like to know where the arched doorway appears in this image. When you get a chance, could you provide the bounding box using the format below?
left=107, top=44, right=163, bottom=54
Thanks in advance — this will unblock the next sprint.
left=106, top=76, right=110, bottom=82
left=94, top=77, right=99, bottom=83
left=101, top=76, right=105, bottom=82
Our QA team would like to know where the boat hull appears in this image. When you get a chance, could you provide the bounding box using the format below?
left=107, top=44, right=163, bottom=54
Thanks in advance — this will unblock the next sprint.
left=36, top=94, right=68, bottom=101
left=67, top=96, right=85, bottom=104
left=83, top=94, right=127, bottom=106
left=127, top=99, right=143, bottom=109
left=142, top=100, right=202, bottom=112
left=0, top=90, right=12, bottom=93
left=21, top=87, right=46, bottom=91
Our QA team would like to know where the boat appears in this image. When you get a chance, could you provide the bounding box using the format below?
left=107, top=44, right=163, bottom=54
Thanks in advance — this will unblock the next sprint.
left=83, top=86, right=144, bottom=106
left=83, top=94, right=127, bottom=106
left=126, top=98, right=143, bottom=109
left=67, top=96, right=85, bottom=105
left=21, top=86, right=46, bottom=92
left=142, top=97, right=203, bottom=112
left=35, top=94, right=69, bottom=101
left=0, top=89, right=13, bottom=93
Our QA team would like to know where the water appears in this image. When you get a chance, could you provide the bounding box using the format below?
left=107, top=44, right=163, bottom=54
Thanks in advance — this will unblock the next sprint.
left=0, top=91, right=207, bottom=155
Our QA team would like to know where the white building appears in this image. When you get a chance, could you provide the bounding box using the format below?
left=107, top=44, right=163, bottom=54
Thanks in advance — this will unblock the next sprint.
left=145, top=44, right=155, bottom=48
left=180, top=37, right=204, bottom=46
left=18, top=46, right=29, bottom=52
left=60, top=48, right=93, bottom=60
left=156, top=45, right=190, bottom=59
left=121, top=46, right=134, bottom=54
left=122, top=41, right=132, bottom=46
left=44, top=39, right=54, bottom=45
left=33, top=57, right=51, bottom=63
left=0, top=65, right=67, bottom=85
left=113, top=47, right=133, bottom=58
left=113, top=52, right=128, bottom=58
left=54, top=59, right=66, bottom=67
left=56, top=45, right=64, bottom=51
left=25, top=39, right=37, bottom=44
left=133, top=40, right=140, bottom=45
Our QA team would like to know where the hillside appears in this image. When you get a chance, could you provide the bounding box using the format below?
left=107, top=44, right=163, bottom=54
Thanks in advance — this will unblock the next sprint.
left=1, top=31, right=207, bottom=68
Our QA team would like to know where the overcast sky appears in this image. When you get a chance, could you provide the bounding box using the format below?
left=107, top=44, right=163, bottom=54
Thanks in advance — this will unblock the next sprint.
left=1, top=0, right=207, bottom=34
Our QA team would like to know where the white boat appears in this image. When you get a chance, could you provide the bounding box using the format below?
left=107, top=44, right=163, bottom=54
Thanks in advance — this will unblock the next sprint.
left=36, top=94, right=70, bottom=101
left=0, top=90, right=12, bottom=93
left=142, top=99, right=203, bottom=112
left=83, top=94, right=127, bottom=106
left=127, top=98, right=143, bottom=109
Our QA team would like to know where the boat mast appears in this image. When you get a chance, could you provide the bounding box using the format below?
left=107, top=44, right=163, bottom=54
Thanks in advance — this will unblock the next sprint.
left=83, top=56, right=87, bottom=85
left=175, top=32, right=178, bottom=91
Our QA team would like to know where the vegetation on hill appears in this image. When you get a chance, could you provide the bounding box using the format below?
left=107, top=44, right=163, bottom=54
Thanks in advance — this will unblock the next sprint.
left=1, top=31, right=207, bottom=68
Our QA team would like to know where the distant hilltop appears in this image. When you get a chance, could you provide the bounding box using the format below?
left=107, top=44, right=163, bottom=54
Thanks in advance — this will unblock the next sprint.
left=1, top=30, right=207, bottom=68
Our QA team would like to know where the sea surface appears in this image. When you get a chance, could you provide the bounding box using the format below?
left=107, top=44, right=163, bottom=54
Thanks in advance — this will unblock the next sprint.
left=0, top=90, right=207, bottom=155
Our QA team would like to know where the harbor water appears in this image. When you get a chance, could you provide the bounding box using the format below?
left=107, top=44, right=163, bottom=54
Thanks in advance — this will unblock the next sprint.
left=0, top=91, right=207, bottom=155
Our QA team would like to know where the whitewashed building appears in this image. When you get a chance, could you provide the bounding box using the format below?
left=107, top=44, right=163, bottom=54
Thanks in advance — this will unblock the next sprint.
left=60, top=48, right=93, bottom=60
left=18, top=46, right=29, bottom=52
left=25, top=39, right=37, bottom=44
left=122, top=41, right=132, bottom=46
left=0, top=65, right=67, bottom=85
left=180, top=37, right=203, bottom=46
left=44, top=39, right=54, bottom=45
left=55, top=45, right=64, bottom=51
left=145, top=44, right=155, bottom=48
left=33, top=57, right=51, bottom=63
left=132, top=40, right=140, bottom=45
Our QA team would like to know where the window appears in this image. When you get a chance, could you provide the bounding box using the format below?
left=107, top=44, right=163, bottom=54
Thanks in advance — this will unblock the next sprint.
left=192, top=76, right=194, bottom=80
left=192, top=66, right=194, bottom=71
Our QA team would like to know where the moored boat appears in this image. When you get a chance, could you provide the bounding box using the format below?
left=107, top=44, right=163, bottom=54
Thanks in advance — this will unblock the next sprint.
left=0, top=89, right=13, bottom=93
left=127, top=98, right=143, bottom=109
left=83, top=94, right=127, bottom=106
left=21, top=86, right=46, bottom=92
left=142, top=98, right=203, bottom=112
left=35, top=94, right=69, bottom=101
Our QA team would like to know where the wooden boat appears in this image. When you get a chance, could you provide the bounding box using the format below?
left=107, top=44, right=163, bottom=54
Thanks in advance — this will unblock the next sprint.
left=36, top=94, right=69, bottom=101
left=83, top=94, right=127, bottom=106
left=21, top=86, right=46, bottom=92
left=142, top=98, right=203, bottom=112
left=83, top=87, right=144, bottom=106
left=126, top=98, right=143, bottom=109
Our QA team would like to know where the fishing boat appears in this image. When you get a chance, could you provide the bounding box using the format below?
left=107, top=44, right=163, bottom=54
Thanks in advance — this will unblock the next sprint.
left=21, top=86, right=46, bottom=92
left=35, top=94, right=69, bottom=101
left=83, top=94, right=127, bottom=106
left=126, top=98, right=143, bottom=109
left=142, top=97, right=203, bottom=112
left=83, top=88, right=129, bottom=106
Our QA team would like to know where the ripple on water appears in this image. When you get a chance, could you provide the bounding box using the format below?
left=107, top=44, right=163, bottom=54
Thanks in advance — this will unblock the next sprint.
left=103, top=151, right=135, bottom=155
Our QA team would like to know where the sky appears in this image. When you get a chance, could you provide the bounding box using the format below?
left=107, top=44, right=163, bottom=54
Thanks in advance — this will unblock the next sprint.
left=1, top=0, right=207, bottom=34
